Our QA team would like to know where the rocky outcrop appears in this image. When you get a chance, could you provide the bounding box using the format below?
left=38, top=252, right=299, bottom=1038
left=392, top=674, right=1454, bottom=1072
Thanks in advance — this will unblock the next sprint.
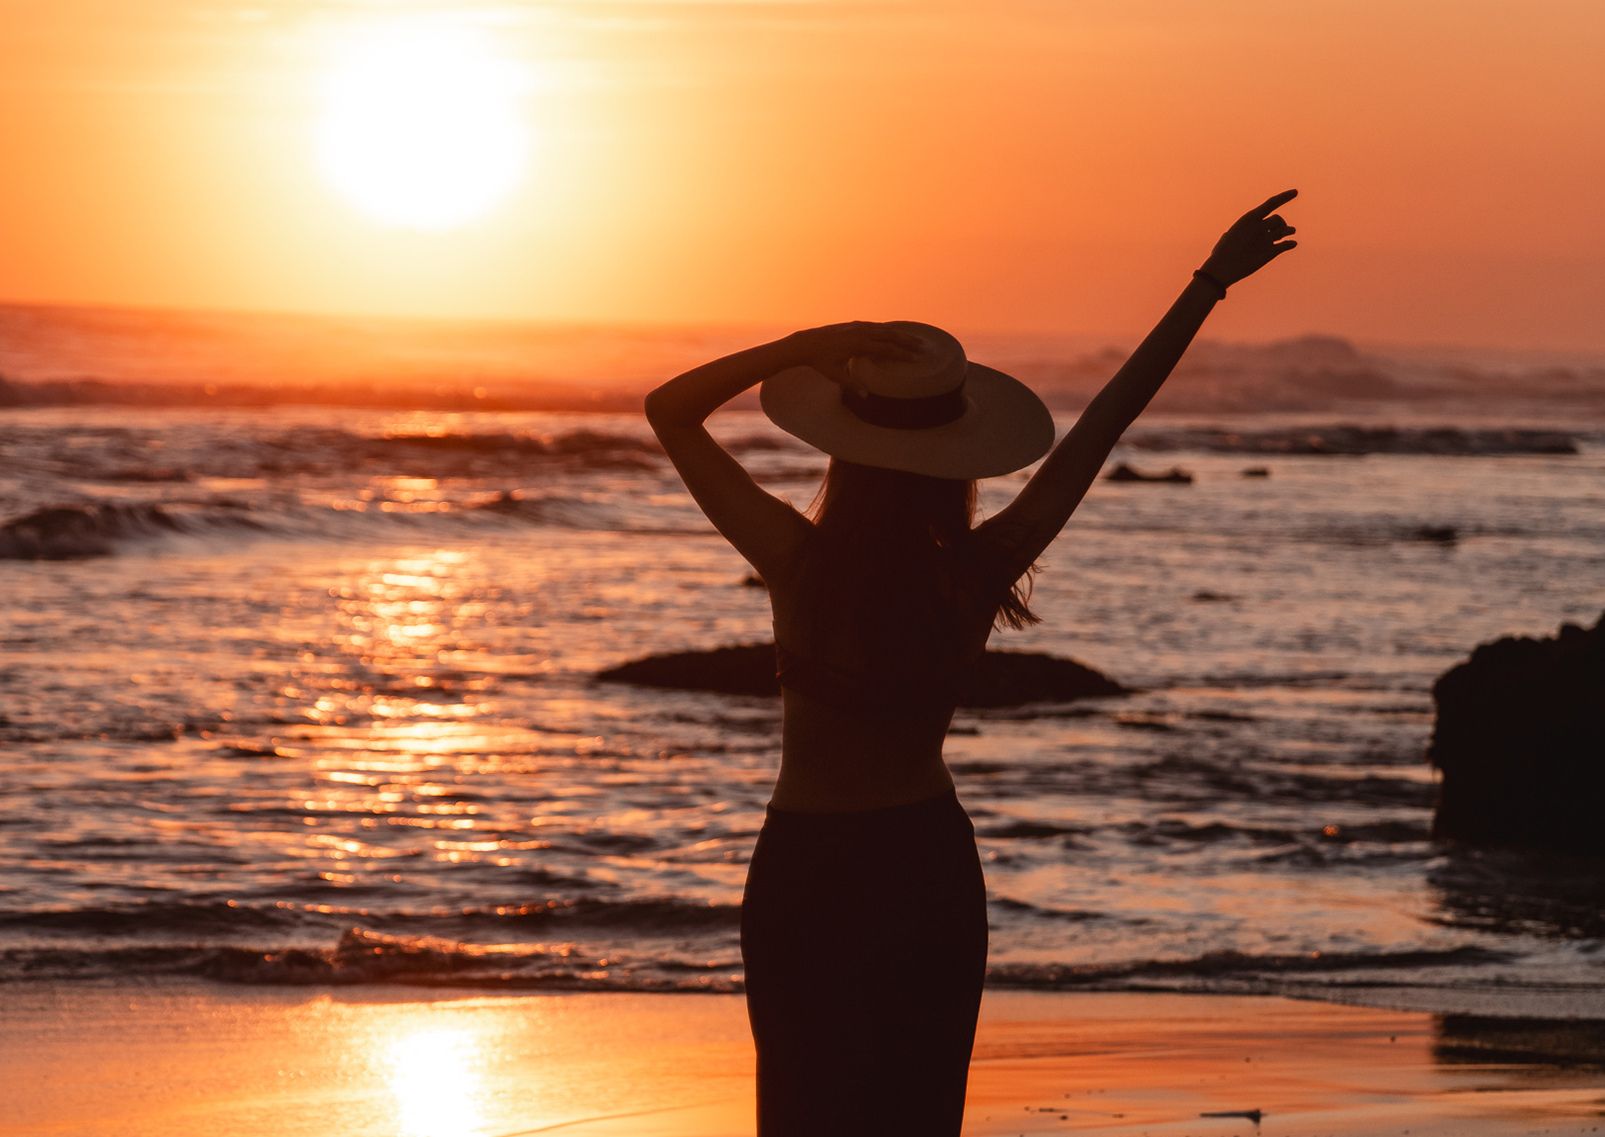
left=1428, top=612, right=1605, bottom=856
left=596, top=644, right=1126, bottom=708
left=600, top=644, right=782, bottom=698
left=1104, top=463, right=1194, bottom=484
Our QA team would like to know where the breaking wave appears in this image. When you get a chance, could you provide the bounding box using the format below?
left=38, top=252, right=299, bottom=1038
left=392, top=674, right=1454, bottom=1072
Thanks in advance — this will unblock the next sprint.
left=1127, top=424, right=1580, bottom=456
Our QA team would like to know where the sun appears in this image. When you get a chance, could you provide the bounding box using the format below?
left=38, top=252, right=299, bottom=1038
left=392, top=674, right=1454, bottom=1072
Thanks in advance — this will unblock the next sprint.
left=317, top=20, right=528, bottom=230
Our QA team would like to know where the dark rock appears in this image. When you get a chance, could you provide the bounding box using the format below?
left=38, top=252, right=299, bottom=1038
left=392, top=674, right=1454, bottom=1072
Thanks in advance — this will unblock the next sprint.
left=1105, top=462, right=1194, bottom=484
left=600, top=644, right=781, bottom=698
left=1190, top=590, right=1236, bottom=603
left=962, top=649, right=1127, bottom=708
left=1240, top=466, right=1271, bottom=478
left=596, top=643, right=1126, bottom=708
left=1428, top=611, right=1605, bottom=856
left=1412, top=525, right=1459, bottom=544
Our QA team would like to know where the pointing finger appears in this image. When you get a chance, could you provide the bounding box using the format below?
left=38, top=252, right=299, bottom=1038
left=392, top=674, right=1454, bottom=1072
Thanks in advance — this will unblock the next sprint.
left=1250, top=188, right=1298, bottom=219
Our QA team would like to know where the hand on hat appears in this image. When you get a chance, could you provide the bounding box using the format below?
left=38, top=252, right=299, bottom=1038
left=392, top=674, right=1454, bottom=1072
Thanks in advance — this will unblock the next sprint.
left=1200, top=189, right=1299, bottom=288
left=787, top=322, right=926, bottom=397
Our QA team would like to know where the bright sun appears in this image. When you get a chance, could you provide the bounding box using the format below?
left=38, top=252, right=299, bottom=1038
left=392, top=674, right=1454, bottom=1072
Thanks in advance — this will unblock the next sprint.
left=318, top=21, right=528, bottom=230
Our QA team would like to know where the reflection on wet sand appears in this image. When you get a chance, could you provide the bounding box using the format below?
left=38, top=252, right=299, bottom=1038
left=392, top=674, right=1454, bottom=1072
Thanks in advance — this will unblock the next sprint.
left=6, top=986, right=1603, bottom=1137
left=388, top=1026, right=486, bottom=1137
left=1429, top=847, right=1605, bottom=941
left=1435, top=1014, right=1605, bottom=1070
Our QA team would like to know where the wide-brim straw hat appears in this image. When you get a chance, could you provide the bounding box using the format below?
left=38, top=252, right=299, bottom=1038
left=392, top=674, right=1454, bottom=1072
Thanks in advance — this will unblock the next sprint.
left=759, top=321, right=1055, bottom=480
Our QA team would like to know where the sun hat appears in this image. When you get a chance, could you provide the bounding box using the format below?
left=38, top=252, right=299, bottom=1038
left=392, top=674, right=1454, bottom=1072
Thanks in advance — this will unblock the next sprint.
left=759, top=321, right=1056, bottom=480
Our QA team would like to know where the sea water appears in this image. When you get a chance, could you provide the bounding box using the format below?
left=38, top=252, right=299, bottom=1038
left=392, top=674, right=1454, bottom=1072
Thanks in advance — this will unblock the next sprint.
left=2, top=313, right=1603, bottom=1018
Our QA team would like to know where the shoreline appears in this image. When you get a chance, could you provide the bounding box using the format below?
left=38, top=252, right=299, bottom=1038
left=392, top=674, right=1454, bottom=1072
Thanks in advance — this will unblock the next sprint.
left=2, top=984, right=1601, bottom=1136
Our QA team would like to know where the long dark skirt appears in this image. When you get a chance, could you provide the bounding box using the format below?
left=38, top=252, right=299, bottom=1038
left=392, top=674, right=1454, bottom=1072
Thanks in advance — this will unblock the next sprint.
left=740, top=788, right=989, bottom=1137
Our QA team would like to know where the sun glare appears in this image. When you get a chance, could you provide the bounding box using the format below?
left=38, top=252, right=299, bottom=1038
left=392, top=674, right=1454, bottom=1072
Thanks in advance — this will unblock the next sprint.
left=318, top=21, right=528, bottom=230
left=387, top=1025, right=486, bottom=1137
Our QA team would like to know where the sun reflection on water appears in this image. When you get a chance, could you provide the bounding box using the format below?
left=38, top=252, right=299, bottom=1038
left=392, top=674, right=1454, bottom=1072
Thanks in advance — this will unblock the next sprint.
left=387, top=1025, right=487, bottom=1137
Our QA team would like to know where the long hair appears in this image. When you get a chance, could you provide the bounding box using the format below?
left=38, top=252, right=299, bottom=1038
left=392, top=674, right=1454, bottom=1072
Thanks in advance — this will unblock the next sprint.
left=798, top=460, right=1040, bottom=648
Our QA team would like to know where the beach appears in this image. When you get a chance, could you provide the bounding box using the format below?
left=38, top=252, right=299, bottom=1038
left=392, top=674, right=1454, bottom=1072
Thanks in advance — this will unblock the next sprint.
left=3, top=985, right=1602, bottom=1137
left=5, top=0, right=1605, bottom=1130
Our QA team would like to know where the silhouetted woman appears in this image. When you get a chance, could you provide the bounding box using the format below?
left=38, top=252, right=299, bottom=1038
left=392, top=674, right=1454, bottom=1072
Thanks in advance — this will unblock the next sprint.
left=645, top=190, right=1298, bottom=1136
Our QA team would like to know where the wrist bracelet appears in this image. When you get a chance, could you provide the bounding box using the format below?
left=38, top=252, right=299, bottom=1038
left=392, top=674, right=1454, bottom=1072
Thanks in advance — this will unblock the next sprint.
left=1192, top=268, right=1228, bottom=299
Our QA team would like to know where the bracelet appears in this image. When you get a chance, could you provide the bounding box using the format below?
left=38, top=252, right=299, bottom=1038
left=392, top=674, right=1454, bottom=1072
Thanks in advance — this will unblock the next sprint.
left=1192, top=268, right=1228, bottom=300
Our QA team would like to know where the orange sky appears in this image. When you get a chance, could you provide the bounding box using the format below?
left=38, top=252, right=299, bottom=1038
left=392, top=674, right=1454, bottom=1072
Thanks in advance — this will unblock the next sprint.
left=1, top=1, right=1601, bottom=350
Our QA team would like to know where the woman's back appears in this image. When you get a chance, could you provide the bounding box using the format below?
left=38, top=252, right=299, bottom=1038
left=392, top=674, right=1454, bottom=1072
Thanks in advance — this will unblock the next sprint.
left=765, top=523, right=1011, bottom=811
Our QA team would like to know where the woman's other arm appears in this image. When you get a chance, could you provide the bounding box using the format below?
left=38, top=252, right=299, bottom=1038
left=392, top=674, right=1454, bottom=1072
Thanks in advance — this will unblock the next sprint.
left=644, top=337, right=802, bottom=429
left=975, top=189, right=1300, bottom=575
left=644, top=323, right=921, bottom=579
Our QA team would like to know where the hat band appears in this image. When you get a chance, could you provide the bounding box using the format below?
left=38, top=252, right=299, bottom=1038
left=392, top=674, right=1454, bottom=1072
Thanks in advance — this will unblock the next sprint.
left=841, top=382, right=966, bottom=429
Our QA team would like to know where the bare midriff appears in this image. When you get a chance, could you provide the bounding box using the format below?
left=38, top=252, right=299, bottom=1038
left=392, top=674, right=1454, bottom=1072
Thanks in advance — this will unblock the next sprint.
left=768, top=685, right=959, bottom=812
left=762, top=528, right=1004, bottom=813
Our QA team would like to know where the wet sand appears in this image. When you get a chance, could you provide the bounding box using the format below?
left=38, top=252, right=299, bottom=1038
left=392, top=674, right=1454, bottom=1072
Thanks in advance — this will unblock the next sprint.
left=2, top=985, right=1601, bottom=1136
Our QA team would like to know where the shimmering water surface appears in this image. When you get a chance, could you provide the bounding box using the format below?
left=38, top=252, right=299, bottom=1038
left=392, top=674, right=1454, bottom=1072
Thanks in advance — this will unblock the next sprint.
left=3, top=400, right=1603, bottom=1015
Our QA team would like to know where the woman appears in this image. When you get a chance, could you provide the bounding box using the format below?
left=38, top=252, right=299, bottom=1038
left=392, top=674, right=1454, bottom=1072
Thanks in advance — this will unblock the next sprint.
left=645, top=189, right=1298, bottom=1136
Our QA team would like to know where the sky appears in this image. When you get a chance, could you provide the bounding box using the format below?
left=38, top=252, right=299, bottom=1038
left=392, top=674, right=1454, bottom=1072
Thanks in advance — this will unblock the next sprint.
left=0, top=0, right=1601, bottom=350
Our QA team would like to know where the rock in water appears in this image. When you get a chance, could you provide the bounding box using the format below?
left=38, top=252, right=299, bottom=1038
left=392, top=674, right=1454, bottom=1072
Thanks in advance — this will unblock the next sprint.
left=596, top=644, right=1126, bottom=708
left=1104, top=462, right=1194, bottom=484
left=1428, top=612, right=1605, bottom=856
left=960, top=650, right=1127, bottom=708
left=601, top=644, right=781, bottom=698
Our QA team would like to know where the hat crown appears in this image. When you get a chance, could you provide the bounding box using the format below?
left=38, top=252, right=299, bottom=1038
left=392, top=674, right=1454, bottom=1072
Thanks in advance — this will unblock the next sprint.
left=848, top=321, right=967, bottom=398
left=759, top=318, right=1055, bottom=479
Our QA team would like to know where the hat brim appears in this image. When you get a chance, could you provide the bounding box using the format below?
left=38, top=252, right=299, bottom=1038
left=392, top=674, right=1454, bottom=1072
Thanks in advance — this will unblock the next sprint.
left=759, top=362, right=1056, bottom=479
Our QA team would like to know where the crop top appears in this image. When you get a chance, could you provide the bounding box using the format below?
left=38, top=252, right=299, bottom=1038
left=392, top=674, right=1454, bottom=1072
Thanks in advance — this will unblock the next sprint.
left=773, top=637, right=977, bottom=717
left=770, top=529, right=1016, bottom=716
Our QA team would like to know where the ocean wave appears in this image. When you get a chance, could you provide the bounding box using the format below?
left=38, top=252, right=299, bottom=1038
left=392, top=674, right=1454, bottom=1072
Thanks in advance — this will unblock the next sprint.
left=990, top=897, right=1131, bottom=923
left=1127, top=424, right=1579, bottom=456
left=7, top=422, right=672, bottom=486
left=0, top=934, right=1527, bottom=998
left=0, top=895, right=741, bottom=939
left=353, top=428, right=660, bottom=472
left=241, top=425, right=664, bottom=480
left=0, top=501, right=264, bottom=560
left=0, top=485, right=681, bottom=559
left=1130, top=753, right=1437, bottom=809
left=0, top=928, right=743, bottom=992
left=976, top=819, right=1094, bottom=841
left=0, top=900, right=309, bottom=936
left=989, top=945, right=1516, bottom=990
left=465, top=489, right=633, bottom=530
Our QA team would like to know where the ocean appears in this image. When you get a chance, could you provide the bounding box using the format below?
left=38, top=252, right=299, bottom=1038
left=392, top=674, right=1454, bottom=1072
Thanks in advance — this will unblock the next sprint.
left=2, top=303, right=1603, bottom=1018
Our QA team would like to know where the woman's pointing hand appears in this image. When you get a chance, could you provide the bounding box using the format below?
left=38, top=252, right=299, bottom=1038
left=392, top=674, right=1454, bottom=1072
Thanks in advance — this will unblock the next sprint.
left=1200, top=188, right=1299, bottom=289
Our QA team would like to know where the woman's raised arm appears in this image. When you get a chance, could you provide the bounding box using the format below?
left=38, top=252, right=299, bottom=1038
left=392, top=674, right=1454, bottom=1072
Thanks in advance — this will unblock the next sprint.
left=644, top=323, right=922, bottom=579
left=975, top=189, right=1299, bottom=575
